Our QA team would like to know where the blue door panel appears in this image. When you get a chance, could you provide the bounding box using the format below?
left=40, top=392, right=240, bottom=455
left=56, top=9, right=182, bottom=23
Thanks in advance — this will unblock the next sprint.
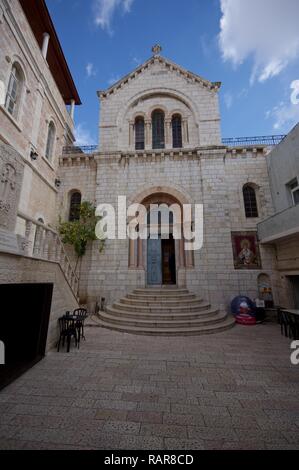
left=147, top=239, right=162, bottom=285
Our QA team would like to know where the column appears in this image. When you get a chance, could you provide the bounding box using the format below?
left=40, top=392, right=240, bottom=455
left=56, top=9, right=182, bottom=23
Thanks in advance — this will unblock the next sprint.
left=70, top=99, right=75, bottom=121
left=145, top=120, right=151, bottom=149
left=137, top=238, right=144, bottom=269
left=179, top=237, right=186, bottom=268
left=129, top=121, right=134, bottom=148
left=42, top=33, right=50, bottom=60
left=186, top=249, right=194, bottom=268
left=165, top=118, right=171, bottom=147
left=129, top=238, right=136, bottom=268
left=182, top=118, right=189, bottom=146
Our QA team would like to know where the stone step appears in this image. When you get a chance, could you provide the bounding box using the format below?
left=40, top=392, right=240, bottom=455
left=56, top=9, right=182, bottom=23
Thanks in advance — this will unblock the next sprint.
left=119, top=297, right=203, bottom=307
left=99, top=310, right=227, bottom=328
left=112, top=301, right=211, bottom=313
left=93, top=316, right=236, bottom=336
left=100, top=287, right=235, bottom=336
left=106, top=306, right=219, bottom=321
left=133, top=288, right=189, bottom=296
left=127, top=293, right=197, bottom=301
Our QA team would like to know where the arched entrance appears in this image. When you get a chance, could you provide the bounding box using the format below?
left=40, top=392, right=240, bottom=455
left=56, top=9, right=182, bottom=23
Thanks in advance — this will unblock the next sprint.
left=146, top=204, right=176, bottom=285
left=128, top=190, right=194, bottom=287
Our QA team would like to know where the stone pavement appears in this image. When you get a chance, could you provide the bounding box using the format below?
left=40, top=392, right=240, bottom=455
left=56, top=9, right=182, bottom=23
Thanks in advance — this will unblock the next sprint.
left=0, top=323, right=298, bottom=450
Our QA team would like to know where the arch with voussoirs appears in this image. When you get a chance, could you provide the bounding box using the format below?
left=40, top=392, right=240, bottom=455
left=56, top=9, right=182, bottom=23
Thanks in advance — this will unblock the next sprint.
left=128, top=186, right=195, bottom=287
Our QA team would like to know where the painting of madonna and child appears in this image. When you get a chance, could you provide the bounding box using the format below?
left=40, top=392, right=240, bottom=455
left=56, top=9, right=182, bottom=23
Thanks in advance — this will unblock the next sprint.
left=231, top=232, right=261, bottom=270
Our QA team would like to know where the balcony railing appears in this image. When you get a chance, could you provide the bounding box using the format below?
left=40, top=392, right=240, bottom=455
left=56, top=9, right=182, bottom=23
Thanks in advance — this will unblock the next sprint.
left=62, top=135, right=286, bottom=155
left=258, top=204, right=299, bottom=243
left=222, top=135, right=286, bottom=147
left=62, top=145, right=98, bottom=154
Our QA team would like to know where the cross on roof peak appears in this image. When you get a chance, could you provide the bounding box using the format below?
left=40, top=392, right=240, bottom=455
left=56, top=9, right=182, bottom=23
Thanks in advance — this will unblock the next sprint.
left=152, top=44, right=162, bottom=56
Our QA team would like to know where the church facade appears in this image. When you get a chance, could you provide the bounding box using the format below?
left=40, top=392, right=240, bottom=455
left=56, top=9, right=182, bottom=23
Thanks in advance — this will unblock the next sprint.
left=59, top=47, right=278, bottom=311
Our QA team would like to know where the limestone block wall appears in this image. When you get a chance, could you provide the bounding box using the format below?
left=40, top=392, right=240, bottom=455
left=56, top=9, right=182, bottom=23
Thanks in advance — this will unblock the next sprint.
left=0, top=0, right=75, bottom=227
left=99, top=57, right=221, bottom=152
left=0, top=253, right=79, bottom=351
left=65, top=147, right=280, bottom=311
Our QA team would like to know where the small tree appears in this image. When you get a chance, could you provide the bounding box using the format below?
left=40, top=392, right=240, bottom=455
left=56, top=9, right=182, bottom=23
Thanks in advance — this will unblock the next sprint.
left=59, top=201, right=104, bottom=271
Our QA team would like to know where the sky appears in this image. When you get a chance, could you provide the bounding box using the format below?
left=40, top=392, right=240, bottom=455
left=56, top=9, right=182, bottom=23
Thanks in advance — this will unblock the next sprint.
left=46, top=0, right=299, bottom=146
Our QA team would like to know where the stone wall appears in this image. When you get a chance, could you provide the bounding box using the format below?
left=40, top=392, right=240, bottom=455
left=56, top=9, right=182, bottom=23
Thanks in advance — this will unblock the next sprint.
left=0, top=0, right=75, bottom=227
left=0, top=253, right=79, bottom=351
left=59, top=147, right=280, bottom=312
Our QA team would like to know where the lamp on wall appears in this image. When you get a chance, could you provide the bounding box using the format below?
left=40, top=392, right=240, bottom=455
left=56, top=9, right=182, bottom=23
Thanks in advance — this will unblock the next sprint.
left=55, top=178, right=61, bottom=188
left=30, top=150, right=38, bottom=160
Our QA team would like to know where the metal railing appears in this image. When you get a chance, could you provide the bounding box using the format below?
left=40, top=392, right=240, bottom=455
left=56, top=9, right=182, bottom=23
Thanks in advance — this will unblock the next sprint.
left=222, top=135, right=286, bottom=147
left=62, top=145, right=98, bottom=155
left=17, top=212, right=79, bottom=299
left=62, top=135, right=287, bottom=155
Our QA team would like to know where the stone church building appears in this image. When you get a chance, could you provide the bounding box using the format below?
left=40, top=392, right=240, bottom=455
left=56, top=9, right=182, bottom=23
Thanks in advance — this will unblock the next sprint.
left=59, top=45, right=277, bottom=314
left=0, top=0, right=298, bottom=362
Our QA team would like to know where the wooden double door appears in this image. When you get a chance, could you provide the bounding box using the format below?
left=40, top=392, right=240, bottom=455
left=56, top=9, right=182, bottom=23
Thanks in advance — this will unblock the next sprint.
left=147, top=235, right=176, bottom=285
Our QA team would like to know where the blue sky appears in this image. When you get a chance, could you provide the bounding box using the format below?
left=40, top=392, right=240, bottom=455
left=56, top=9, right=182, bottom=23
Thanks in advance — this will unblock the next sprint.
left=47, top=0, right=299, bottom=145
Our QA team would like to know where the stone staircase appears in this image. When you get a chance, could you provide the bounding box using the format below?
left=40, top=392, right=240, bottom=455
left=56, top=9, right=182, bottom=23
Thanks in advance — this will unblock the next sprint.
left=95, top=287, right=235, bottom=336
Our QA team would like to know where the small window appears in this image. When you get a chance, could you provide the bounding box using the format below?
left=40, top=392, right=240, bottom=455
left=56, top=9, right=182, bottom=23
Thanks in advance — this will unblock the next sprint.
left=45, top=121, right=55, bottom=160
left=152, top=110, right=165, bottom=149
left=243, top=185, right=259, bottom=218
left=135, top=117, right=145, bottom=150
left=172, top=114, right=182, bottom=148
left=5, top=63, right=24, bottom=118
left=69, top=192, right=81, bottom=222
left=287, top=178, right=299, bottom=206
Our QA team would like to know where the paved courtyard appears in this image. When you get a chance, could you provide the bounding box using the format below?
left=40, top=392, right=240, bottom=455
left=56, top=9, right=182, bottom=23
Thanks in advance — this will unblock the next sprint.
left=0, top=322, right=298, bottom=450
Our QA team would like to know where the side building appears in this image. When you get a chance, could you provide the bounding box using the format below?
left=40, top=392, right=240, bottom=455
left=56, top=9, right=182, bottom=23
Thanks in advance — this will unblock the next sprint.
left=0, top=0, right=81, bottom=385
left=258, top=123, right=299, bottom=308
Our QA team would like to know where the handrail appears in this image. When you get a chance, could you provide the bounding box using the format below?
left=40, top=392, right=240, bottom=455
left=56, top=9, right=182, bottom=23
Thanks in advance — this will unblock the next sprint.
left=17, top=212, right=79, bottom=299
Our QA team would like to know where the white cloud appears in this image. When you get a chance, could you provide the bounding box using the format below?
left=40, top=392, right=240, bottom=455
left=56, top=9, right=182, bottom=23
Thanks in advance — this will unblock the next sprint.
left=291, top=80, right=299, bottom=105
left=219, top=0, right=299, bottom=83
left=93, top=0, right=134, bottom=32
left=224, top=92, right=233, bottom=109
left=86, top=63, right=96, bottom=78
left=266, top=83, right=299, bottom=131
left=75, top=124, right=96, bottom=146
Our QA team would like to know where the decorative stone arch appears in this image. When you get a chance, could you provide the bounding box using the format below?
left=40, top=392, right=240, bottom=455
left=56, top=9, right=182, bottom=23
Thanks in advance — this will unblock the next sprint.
left=128, top=185, right=194, bottom=285
left=117, top=88, right=199, bottom=150
left=129, top=184, right=192, bottom=206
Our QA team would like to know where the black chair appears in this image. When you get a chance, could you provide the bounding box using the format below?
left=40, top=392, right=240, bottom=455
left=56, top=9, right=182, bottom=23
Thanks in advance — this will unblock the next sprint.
left=288, top=313, right=299, bottom=340
left=73, top=308, right=87, bottom=342
left=57, top=317, right=78, bottom=352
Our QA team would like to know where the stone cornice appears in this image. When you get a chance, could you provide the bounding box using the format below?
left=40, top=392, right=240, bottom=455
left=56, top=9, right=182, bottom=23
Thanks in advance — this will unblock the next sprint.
left=97, top=55, right=221, bottom=100
left=59, top=144, right=269, bottom=167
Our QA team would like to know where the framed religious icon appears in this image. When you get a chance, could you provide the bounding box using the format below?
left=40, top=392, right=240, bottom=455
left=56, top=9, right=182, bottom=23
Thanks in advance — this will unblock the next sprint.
left=231, top=232, right=261, bottom=270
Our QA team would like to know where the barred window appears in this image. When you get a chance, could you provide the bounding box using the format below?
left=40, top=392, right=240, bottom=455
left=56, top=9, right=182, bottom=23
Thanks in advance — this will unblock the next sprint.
left=243, top=185, right=258, bottom=218
left=172, top=114, right=182, bottom=148
left=69, top=192, right=82, bottom=221
left=152, top=110, right=165, bottom=149
left=135, top=117, right=145, bottom=150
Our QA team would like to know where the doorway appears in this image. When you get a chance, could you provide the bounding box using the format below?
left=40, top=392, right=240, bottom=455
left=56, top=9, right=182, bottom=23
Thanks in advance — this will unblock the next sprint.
left=0, top=283, right=53, bottom=391
left=147, top=235, right=176, bottom=286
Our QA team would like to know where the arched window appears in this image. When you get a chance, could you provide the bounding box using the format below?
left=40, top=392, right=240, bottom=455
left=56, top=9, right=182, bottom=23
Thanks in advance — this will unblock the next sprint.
left=45, top=121, right=56, bottom=160
left=243, top=184, right=258, bottom=218
left=152, top=110, right=165, bottom=149
left=172, top=114, right=182, bottom=148
left=69, top=191, right=81, bottom=222
left=5, top=63, right=24, bottom=118
left=135, top=117, right=145, bottom=150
